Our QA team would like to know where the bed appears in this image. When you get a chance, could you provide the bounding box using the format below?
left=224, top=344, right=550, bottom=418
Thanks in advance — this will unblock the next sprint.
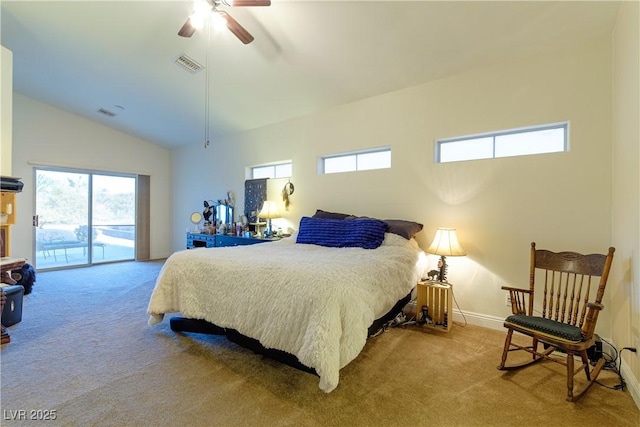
left=147, top=213, right=428, bottom=392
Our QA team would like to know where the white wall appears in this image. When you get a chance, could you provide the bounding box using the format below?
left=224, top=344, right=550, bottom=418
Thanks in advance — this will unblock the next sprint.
left=11, top=94, right=173, bottom=261
left=173, top=38, right=613, bottom=333
left=1, top=45, right=12, bottom=176
left=612, top=0, right=640, bottom=406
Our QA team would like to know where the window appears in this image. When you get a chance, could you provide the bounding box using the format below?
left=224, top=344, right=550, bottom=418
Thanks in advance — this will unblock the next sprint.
left=320, top=147, right=391, bottom=174
left=251, top=162, right=292, bottom=179
left=436, top=122, right=568, bottom=163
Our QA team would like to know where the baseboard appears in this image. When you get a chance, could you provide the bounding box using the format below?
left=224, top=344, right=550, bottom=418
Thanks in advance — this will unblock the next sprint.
left=452, top=308, right=640, bottom=410
left=620, top=355, right=640, bottom=409
left=451, top=308, right=504, bottom=331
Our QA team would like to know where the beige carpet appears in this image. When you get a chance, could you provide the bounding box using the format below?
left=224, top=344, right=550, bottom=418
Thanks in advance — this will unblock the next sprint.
left=1, top=260, right=638, bottom=426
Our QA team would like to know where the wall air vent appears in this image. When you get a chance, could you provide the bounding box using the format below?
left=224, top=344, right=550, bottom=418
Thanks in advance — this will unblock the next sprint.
left=97, top=108, right=116, bottom=117
left=174, top=53, right=204, bottom=74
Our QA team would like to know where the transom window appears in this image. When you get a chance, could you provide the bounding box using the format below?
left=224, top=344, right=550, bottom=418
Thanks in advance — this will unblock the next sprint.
left=320, top=147, right=391, bottom=174
left=251, top=162, right=292, bottom=179
left=436, top=122, right=568, bottom=163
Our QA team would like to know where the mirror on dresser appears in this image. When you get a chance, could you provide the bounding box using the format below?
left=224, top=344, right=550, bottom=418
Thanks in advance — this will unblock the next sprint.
left=202, top=193, right=235, bottom=234
left=215, top=203, right=233, bottom=227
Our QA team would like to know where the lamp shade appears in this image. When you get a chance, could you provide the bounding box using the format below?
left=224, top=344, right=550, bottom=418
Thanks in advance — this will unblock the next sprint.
left=426, top=228, right=466, bottom=257
left=258, top=201, right=280, bottom=219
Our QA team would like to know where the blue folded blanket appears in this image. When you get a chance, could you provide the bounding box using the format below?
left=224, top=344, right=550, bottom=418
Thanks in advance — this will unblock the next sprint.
left=296, top=216, right=387, bottom=249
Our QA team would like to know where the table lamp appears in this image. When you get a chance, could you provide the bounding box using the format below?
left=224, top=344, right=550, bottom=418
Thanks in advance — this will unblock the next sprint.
left=258, top=201, right=280, bottom=238
left=426, top=227, right=466, bottom=282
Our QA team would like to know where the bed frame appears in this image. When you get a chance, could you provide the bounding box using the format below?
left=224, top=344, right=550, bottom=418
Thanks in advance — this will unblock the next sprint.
left=169, top=292, right=411, bottom=375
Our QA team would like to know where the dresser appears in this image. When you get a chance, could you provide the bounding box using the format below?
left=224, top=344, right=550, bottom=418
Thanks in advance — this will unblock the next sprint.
left=186, top=232, right=277, bottom=249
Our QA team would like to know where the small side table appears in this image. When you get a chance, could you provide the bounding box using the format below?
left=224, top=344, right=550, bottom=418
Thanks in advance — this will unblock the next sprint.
left=415, top=280, right=453, bottom=332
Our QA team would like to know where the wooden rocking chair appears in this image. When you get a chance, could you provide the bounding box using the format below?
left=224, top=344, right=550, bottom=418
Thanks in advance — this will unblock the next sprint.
left=497, top=242, right=615, bottom=402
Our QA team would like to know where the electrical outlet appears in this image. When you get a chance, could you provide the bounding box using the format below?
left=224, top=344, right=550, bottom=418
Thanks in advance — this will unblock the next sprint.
left=505, top=293, right=512, bottom=306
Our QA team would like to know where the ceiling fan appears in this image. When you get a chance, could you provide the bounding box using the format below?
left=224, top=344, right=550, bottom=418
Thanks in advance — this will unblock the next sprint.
left=178, top=0, right=271, bottom=44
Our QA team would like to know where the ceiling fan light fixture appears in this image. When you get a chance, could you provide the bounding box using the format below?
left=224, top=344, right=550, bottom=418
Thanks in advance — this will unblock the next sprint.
left=190, top=0, right=212, bottom=29
left=212, top=12, right=228, bottom=32
left=193, top=0, right=212, bottom=15
left=189, top=14, right=206, bottom=30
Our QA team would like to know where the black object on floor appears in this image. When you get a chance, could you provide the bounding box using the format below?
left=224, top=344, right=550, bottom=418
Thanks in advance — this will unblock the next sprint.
left=1, top=285, right=24, bottom=327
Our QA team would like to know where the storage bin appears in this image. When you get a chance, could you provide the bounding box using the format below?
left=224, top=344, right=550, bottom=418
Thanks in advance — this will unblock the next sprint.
left=1, top=285, right=24, bottom=327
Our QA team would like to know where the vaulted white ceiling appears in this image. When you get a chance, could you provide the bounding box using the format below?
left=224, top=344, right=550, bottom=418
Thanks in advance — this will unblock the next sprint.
left=1, top=1, right=622, bottom=149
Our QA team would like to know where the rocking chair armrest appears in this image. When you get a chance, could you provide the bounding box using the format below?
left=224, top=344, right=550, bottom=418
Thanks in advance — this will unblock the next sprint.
left=586, top=302, right=604, bottom=311
left=501, top=286, right=532, bottom=315
left=501, top=286, right=532, bottom=294
left=581, top=302, right=605, bottom=339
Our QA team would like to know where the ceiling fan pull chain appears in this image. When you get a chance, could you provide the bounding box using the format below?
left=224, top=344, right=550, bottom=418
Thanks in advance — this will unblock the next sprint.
left=204, top=23, right=211, bottom=148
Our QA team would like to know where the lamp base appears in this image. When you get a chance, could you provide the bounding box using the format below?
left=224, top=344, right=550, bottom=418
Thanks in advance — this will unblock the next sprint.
left=438, top=255, right=448, bottom=282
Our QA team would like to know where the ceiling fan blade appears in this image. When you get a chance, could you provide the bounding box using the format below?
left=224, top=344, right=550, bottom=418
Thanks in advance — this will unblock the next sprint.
left=219, top=11, right=255, bottom=44
left=224, top=0, right=271, bottom=6
left=178, top=18, right=197, bottom=38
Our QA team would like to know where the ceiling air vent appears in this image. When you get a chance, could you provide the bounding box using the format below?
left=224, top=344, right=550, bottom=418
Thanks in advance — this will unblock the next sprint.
left=174, top=53, right=204, bottom=74
left=97, top=108, right=116, bottom=117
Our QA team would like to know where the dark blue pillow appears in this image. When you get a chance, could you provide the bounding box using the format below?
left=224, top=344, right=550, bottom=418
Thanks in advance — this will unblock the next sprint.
left=312, top=209, right=352, bottom=220
left=296, top=216, right=387, bottom=249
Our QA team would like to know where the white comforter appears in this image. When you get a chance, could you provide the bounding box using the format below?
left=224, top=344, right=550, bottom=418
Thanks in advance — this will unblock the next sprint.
left=147, top=233, right=427, bottom=392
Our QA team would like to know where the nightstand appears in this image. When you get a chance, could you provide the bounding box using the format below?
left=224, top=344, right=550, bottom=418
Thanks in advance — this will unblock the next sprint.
left=415, top=280, right=452, bottom=332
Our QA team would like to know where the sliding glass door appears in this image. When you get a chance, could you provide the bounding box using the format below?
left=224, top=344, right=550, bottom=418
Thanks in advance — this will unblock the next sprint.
left=91, top=174, right=136, bottom=265
left=34, top=168, right=136, bottom=270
